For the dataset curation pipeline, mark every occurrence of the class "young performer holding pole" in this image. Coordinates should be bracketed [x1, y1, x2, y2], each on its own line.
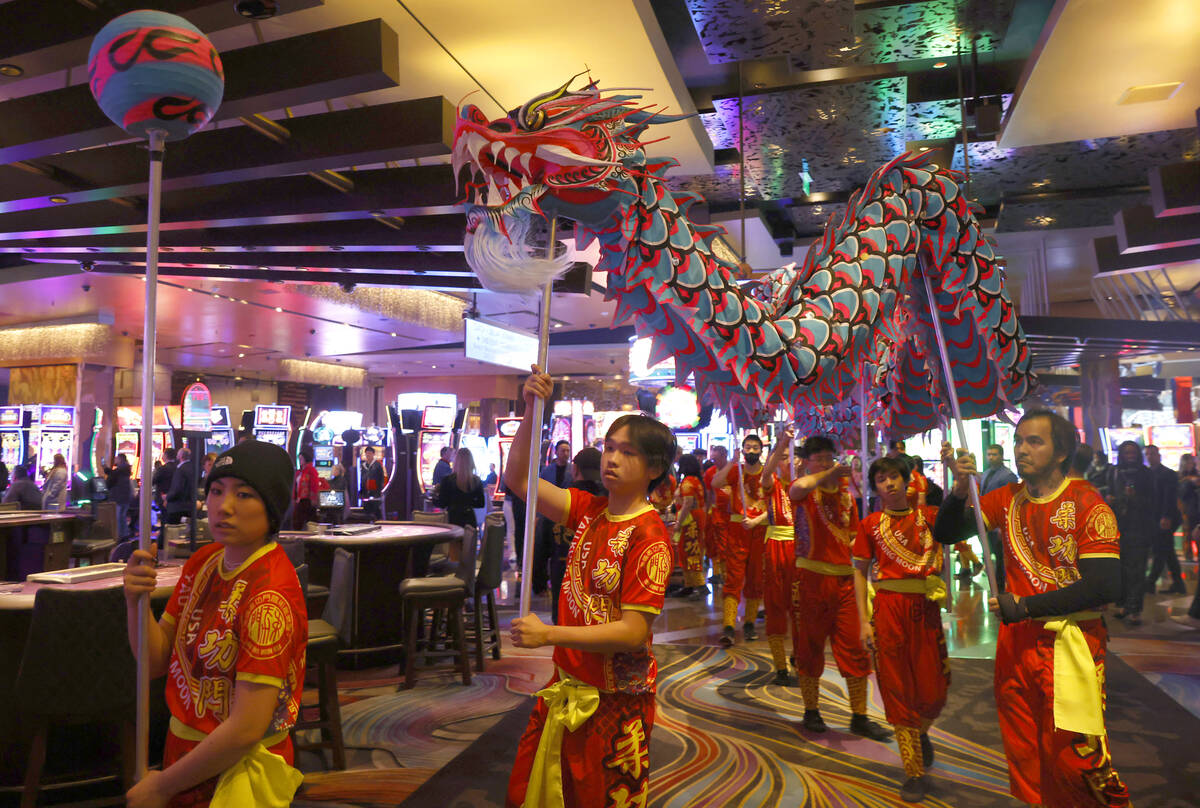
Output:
[702, 445, 732, 588]
[711, 434, 769, 646]
[935, 411, 1130, 808]
[505, 366, 676, 808]
[760, 424, 797, 684]
[853, 456, 950, 802]
[790, 436, 891, 740]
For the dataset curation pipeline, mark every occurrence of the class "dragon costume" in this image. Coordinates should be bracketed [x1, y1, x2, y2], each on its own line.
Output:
[455, 79, 1035, 438]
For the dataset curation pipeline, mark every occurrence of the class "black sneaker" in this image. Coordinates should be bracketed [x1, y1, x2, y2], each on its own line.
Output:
[899, 775, 930, 802]
[921, 733, 934, 767]
[1112, 609, 1127, 620]
[757, 608, 766, 620]
[849, 714, 893, 741]
[1125, 613, 1143, 627]
[687, 586, 709, 601]
[1161, 582, 1186, 595]
[802, 710, 827, 733]
[719, 625, 735, 648]
[668, 587, 694, 599]
[743, 621, 758, 641]
[772, 669, 796, 686]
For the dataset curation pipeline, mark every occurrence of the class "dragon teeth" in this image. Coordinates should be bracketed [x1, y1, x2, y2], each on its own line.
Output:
[489, 140, 505, 160]
[513, 151, 532, 175]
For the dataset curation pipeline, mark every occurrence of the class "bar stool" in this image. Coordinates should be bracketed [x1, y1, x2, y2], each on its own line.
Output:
[399, 525, 476, 689]
[470, 513, 506, 670]
[290, 550, 350, 770]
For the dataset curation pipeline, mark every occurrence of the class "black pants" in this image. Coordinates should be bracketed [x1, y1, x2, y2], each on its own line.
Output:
[1146, 528, 1183, 587]
[986, 529, 1006, 590]
[1119, 542, 1151, 615]
[549, 554, 567, 624]
[361, 498, 381, 521]
[509, 495, 527, 568]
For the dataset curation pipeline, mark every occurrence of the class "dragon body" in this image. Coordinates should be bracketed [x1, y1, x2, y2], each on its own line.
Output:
[455, 81, 1034, 437]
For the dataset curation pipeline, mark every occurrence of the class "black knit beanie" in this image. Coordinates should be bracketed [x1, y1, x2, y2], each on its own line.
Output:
[204, 440, 293, 535]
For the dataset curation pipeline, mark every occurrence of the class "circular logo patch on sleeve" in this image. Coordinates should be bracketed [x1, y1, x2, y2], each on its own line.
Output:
[241, 590, 294, 661]
[1087, 506, 1119, 541]
[635, 544, 673, 598]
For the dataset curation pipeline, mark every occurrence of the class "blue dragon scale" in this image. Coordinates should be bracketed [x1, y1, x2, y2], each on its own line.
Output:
[455, 80, 1035, 437]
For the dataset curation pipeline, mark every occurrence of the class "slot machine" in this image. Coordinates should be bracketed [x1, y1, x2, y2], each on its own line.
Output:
[32, 405, 76, 484]
[205, 406, 235, 456]
[0, 405, 25, 469]
[252, 404, 292, 448]
[417, 405, 455, 490]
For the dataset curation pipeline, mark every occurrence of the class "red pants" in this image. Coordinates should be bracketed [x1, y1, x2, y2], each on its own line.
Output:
[790, 567, 870, 678]
[163, 726, 293, 807]
[678, 517, 706, 587]
[763, 534, 794, 637]
[872, 590, 949, 728]
[723, 521, 765, 602]
[508, 684, 656, 808]
[706, 511, 729, 564]
[995, 620, 1129, 808]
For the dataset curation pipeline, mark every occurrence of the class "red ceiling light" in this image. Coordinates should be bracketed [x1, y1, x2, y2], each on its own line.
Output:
[932, 61, 948, 69]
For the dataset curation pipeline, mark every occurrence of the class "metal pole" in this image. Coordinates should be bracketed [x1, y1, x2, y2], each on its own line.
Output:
[859, 370, 869, 519]
[135, 128, 166, 781]
[940, 422, 954, 612]
[920, 262, 999, 598]
[518, 217, 557, 617]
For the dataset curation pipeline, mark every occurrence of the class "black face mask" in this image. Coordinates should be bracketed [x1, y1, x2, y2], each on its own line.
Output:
[743, 452, 761, 466]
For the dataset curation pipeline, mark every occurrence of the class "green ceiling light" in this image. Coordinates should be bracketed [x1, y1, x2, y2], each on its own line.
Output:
[798, 159, 812, 196]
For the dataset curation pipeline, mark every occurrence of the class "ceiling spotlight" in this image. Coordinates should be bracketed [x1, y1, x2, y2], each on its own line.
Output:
[274, 306, 283, 312]
[0, 63, 23, 77]
[932, 61, 948, 69]
[48, 196, 68, 204]
[390, 332, 398, 337]
[237, 353, 245, 358]
[234, 0, 277, 19]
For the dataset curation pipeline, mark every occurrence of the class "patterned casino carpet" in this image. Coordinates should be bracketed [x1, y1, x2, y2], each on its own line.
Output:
[292, 642, 1200, 808]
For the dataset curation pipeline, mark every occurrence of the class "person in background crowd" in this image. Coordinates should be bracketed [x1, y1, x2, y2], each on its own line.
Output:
[691, 447, 707, 470]
[979, 443, 1019, 589]
[165, 447, 195, 525]
[328, 462, 346, 492]
[1087, 448, 1114, 499]
[432, 446, 454, 487]
[648, 468, 676, 523]
[760, 425, 798, 684]
[886, 439, 908, 462]
[121, 440, 306, 808]
[1144, 445, 1185, 595]
[789, 435, 890, 740]
[360, 446, 385, 520]
[483, 463, 498, 487]
[1178, 453, 1199, 563]
[849, 454, 865, 516]
[41, 452, 70, 511]
[153, 447, 178, 518]
[505, 366, 674, 808]
[3, 464, 41, 510]
[905, 454, 928, 510]
[1069, 443, 1095, 479]
[936, 413, 1128, 808]
[671, 452, 707, 601]
[199, 452, 217, 492]
[0, 460, 9, 494]
[913, 457, 943, 506]
[293, 446, 321, 530]
[105, 454, 133, 538]
[1108, 441, 1154, 625]
[532, 440, 575, 594]
[703, 445, 732, 586]
[547, 447, 606, 622]
[435, 447, 485, 532]
[711, 433, 770, 646]
[853, 455, 950, 802]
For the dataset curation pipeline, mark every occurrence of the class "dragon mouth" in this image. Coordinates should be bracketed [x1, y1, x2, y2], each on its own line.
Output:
[453, 128, 620, 212]
[464, 184, 548, 233]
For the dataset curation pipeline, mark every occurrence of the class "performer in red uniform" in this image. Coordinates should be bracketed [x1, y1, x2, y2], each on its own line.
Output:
[505, 365, 675, 808]
[703, 445, 732, 587]
[711, 434, 769, 646]
[937, 411, 1130, 808]
[790, 435, 891, 740]
[672, 453, 708, 598]
[122, 441, 306, 808]
[853, 456, 949, 802]
[760, 424, 797, 683]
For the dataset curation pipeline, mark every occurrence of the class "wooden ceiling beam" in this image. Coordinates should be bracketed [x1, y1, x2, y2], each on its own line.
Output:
[0, 97, 454, 212]
[29, 249, 479, 273]
[0, 18, 400, 165]
[0, 165, 459, 240]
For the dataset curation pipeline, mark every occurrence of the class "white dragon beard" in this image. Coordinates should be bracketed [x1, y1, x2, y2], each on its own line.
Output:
[464, 206, 570, 296]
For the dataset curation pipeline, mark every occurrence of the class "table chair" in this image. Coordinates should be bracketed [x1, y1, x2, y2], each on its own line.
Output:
[277, 536, 330, 617]
[71, 502, 117, 566]
[290, 549, 350, 770]
[14, 586, 136, 808]
[399, 525, 476, 689]
[470, 513, 505, 671]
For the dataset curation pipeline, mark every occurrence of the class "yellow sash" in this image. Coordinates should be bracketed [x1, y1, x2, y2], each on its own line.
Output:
[795, 557, 853, 577]
[523, 671, 601, 808]
[874, 575, 947, 603]
[765, 525, 793, 541]
[168, 717, 302, 808]
[730, 513, 745, 523]
[1036, 611, 1105, 736]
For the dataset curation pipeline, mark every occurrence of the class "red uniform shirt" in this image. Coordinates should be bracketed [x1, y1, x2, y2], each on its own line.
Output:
[794, 481, 859, 565]
[294, 463, 320, 503]
[726, 465, 770, 519]
[678, 475, 706, 531]
[906, 471, 929, 510]
[557, 489, 672, 693]
[704, 465, 732, 516]
[978, 478, 1120, 598]
[768, 469, 794, 528]
[162, 542, 306, 738]
[853, 506, 943, 580]
[649, 475, 676, 517]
